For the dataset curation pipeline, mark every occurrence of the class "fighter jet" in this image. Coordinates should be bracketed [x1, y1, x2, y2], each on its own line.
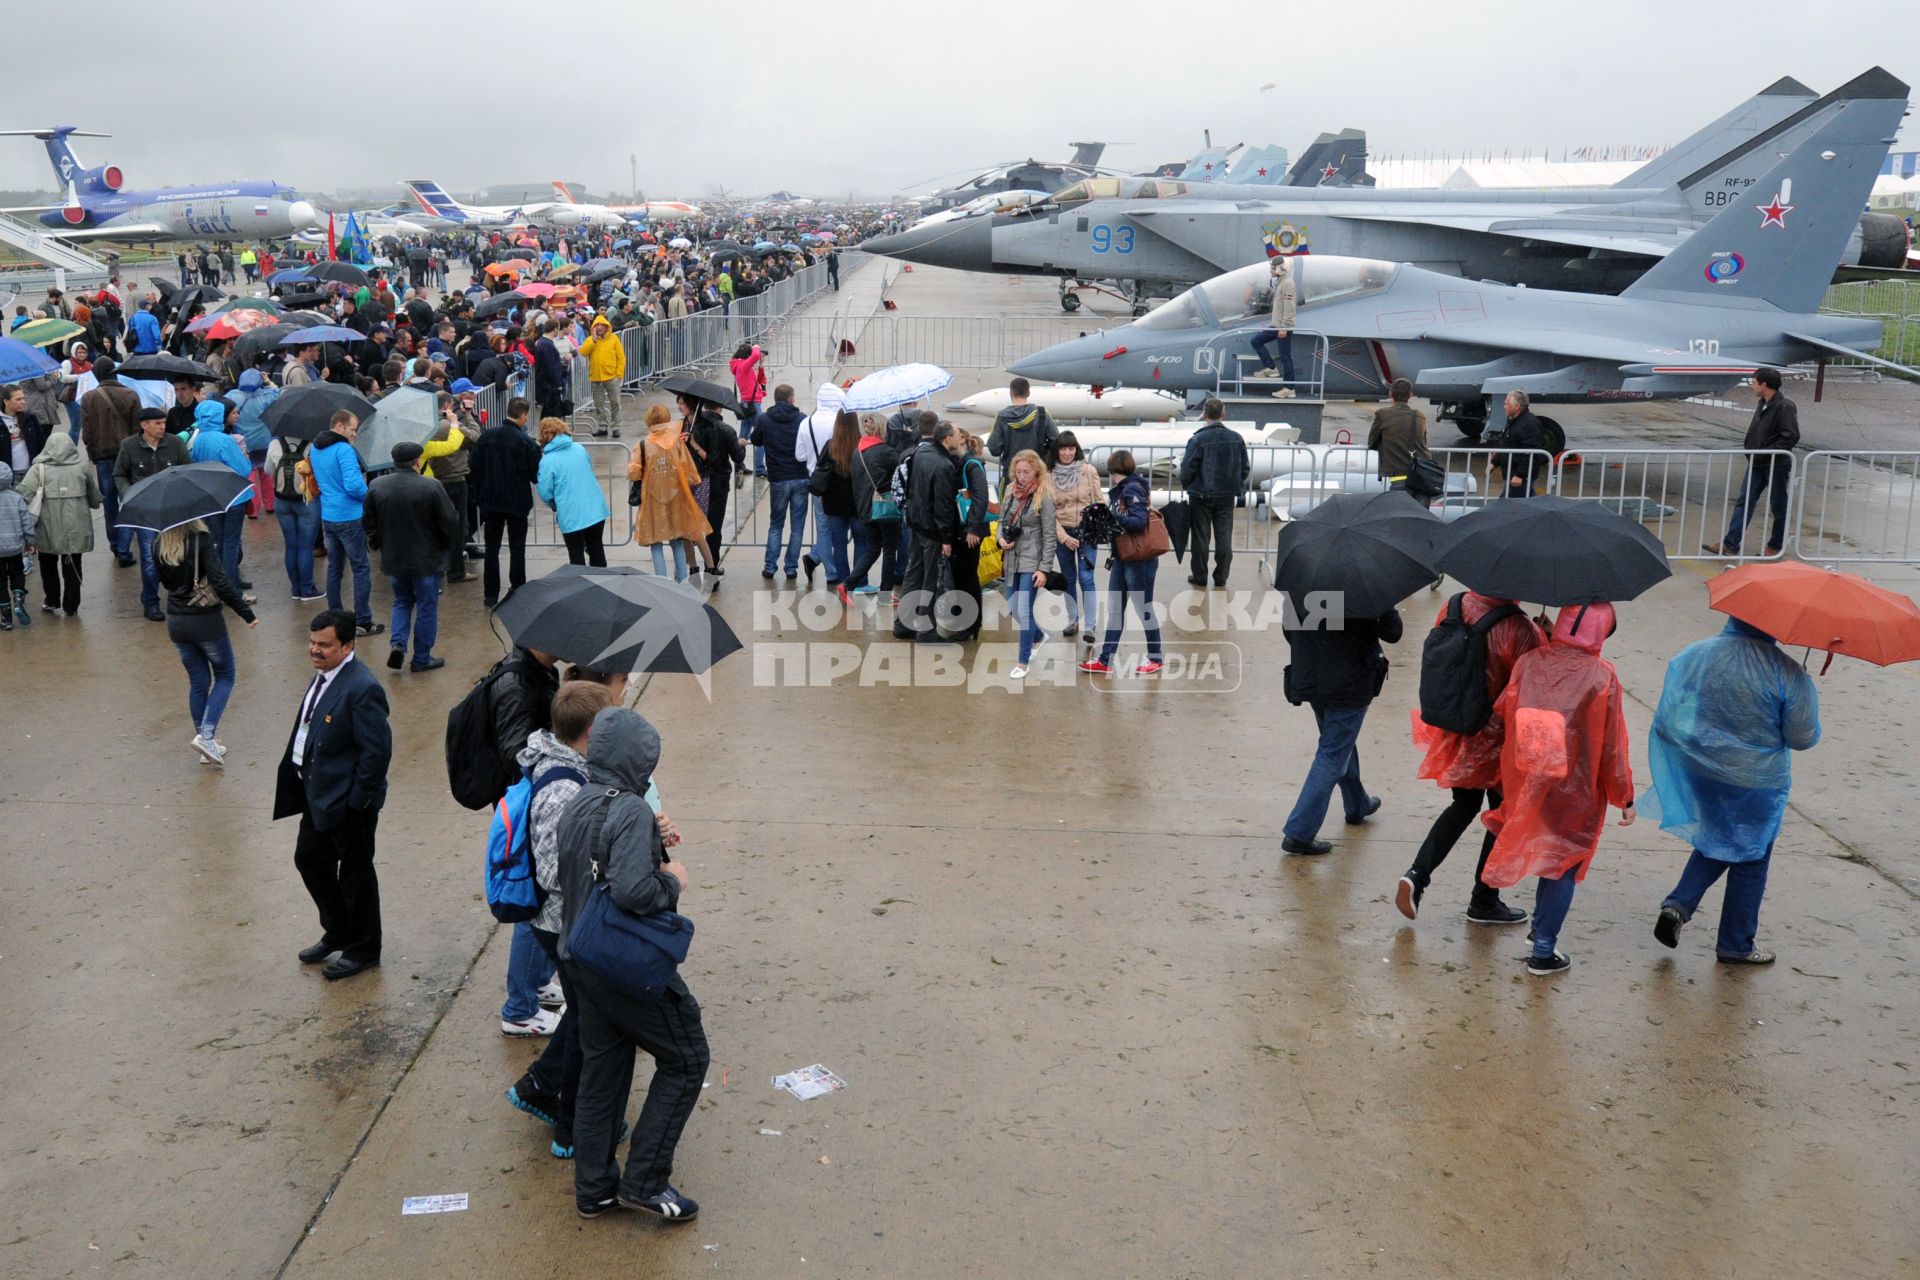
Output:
[1006, 68, 1913, 441]
[864, 74, 1914, 310]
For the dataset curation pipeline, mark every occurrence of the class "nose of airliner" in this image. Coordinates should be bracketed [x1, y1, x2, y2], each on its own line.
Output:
[861, 215, 995, 271]
[287, 200, 320, 229]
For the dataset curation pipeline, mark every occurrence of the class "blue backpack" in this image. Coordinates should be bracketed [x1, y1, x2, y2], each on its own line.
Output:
[484, 763, 585, 923]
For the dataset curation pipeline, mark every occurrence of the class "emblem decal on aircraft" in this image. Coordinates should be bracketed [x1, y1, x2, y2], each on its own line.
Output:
[1704, 251, 1745, 284]
[1758, 182, 1794, 229]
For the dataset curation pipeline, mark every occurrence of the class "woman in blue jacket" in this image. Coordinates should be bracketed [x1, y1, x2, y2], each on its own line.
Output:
[1080, 450, 1164, 676]
[535, 416, 609, 566]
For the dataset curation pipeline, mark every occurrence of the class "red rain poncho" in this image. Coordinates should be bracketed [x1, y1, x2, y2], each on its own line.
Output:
[1479, 603, 1635, 888]
[1409, 593, 1546, 790]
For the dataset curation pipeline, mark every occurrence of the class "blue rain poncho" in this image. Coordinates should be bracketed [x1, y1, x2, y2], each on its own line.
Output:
[1644, 618, 1821, 862]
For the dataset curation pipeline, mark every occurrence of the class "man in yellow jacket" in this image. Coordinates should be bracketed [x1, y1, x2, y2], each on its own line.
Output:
[580, 314, 627, 439]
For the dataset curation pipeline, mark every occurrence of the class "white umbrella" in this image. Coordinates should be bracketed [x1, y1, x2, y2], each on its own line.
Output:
[668, 237, 693, 249]
[843, 363, 954, 411]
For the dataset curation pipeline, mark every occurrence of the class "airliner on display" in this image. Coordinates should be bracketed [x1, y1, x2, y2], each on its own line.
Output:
[0, 126, 321, 241]
[551, 182, 701, 222]
[403, 180, 543, 229]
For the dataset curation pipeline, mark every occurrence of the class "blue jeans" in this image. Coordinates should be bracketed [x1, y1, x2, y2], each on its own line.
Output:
[390, 574, 441, 660]
[1055, 541, 1097, 630]
[1531, 872, 1579, 958]
[1722, 458, 1791, 554]
[763, 478, 808, 575]
[323, 518, 373, 626]
[1283, 703, 1371, 842]
[98, 461, 128, 558]
[1010, 574, 1045, 664]
[1250, 329, 1295, 383]
[1098, 557, 1163, 663]
[136, 528, 159, 610]
[809, 495, 832, 569]
[649, 540, 690, 581]
[822, 512, 865, 584]
[1663, 845, 1772, 956]
[501, 920, 556, 1023]
[276, 499, 320, 594]
[173, 636, 236, 738]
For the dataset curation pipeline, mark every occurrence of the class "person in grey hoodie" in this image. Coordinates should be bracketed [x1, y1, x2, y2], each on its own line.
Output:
[554, 706, 706, 1223]
[15, 435, 100, 615]
[0, 462, 35, 629]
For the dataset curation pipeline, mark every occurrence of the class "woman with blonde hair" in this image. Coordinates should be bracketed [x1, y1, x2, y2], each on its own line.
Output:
[627, 403, 710, 582]
[997, 447, 1057, 680]
[154, 518, 258, 766]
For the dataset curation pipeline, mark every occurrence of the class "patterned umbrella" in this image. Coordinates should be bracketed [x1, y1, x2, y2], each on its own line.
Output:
[188, 308, 283, 339]
[9, 317, 84, 348]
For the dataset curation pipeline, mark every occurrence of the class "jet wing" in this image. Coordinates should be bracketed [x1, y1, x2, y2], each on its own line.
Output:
[1402, 323, 1760, 374]
[1782, 332, 1920, 378]
[1338, 211, 1688, 259]
[43, 222, 173, 240]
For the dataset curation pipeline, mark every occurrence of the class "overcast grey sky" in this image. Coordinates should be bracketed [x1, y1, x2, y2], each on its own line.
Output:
[0, 0, 1908, 201]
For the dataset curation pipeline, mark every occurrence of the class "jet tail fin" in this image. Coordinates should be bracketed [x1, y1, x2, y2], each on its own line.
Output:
[405, 179, 467, 222]
[1178, 146, 1238, 181]
[1622, 74, 1839, 197]
[1227, 146, 1291, 185]
[1622, 68, 1908, 314]
[552, 180, 577, 203]
[1283, 130, 1371, 187]
[1069, 141, 1106, 168]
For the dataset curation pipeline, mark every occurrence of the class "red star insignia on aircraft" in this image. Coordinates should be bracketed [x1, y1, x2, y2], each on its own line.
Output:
[1255, 167, 1268, 177]
[1320, 164, 1338, 180]
[1757, 191, 1794, 229]
[1202, 162, 1214, 172]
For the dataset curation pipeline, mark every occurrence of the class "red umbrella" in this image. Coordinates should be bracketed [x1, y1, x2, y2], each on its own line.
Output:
[518, 282, 556, 299]
[189, 308, 283, 340]
[1707, 561, 1920, 672]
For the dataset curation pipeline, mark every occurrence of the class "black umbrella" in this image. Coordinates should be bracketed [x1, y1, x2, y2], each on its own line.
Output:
[279, 289, 327, 309]
[658, 372, 742, 416]
[117, 352, 218, 382]
[1272, 489, 1445, 619]
[1431, 494, 1672, 605]
[472, 289, 527, 320]
[585, 265, 626, 285]
[233, 322, 301, 364]
[150, 275, 178, 298]
[116, 462, 254, 533]
[263, 383, 377, 442]
[169, 283, 225, 325]
[494, 566, 741, 675]
[307, 261, 370, 286]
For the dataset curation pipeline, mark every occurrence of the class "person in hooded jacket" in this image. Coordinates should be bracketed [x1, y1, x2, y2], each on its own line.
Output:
[15, 433, 100, 615]
[536, 416, 609, 567]
[229, 369, 280, 519]
[1480, 603, 1637, 976]
[1397, 593, 1545, 925]
[188, 398, 255, 594]
[152, 517, 258, 765]
[309, 409, 382, 635]
[627, 404, 709, 582]
[1280, 597, 1401, 853]
[1647, 617, 1820, 965]
[580, 313, 627, 439]
[0, 462, 34, 629]
[986, 377, 1056, 477]
[729, 342, 767, 474]
[795, 383, 844, 586]
[555, 707, 707, 1224]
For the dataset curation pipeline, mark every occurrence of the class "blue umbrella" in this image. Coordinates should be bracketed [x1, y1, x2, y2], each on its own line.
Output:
[780, 242, 800, 251]
[277, 325, 364, 346]
[613, 238, 632, 249]
[0, 336, 58, 382]
[268, 267, 313, 286]
[753, 240, 777, 250]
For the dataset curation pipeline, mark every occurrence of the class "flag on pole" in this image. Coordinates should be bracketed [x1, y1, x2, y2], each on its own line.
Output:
[327, 212, 337, 261]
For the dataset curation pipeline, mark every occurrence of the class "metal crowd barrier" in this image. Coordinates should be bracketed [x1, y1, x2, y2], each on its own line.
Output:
[525, 439, 637, 548]
[1550, 448, 1794, 562]
[1791, 451, 1920, 563]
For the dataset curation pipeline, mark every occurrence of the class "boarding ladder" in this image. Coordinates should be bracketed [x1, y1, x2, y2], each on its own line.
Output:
[0, 212, 112, 282]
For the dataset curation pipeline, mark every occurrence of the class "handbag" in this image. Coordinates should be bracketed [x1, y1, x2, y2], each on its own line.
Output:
[22, 463, 42, 518]
[565, 789, 695, 1001]
[857, 445, 900, 522]
[1114, 508, 1172, 562]
[1406, 455, 1447, 500]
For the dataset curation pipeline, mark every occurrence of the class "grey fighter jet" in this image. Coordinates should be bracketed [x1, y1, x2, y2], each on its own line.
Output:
[1006, 68, 1912, 440]
[865, 73, 1913, 310]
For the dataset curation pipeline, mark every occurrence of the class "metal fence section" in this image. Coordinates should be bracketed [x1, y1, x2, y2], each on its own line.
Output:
[761, 313, 1113, 384]
[1550, 448, 1794, 562]
[1791, 451, 1920, 563]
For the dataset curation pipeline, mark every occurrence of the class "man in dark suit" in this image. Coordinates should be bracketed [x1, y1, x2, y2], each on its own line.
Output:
[275, 609, 394, 981]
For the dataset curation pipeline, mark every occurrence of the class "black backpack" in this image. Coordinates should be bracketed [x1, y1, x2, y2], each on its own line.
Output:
[445, 655, 529, 810]
[1418, 594, 1520, 735]
[274, 436, 310, 503]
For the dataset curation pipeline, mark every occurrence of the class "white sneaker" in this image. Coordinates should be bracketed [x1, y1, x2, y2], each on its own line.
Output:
[191, 735, 226, 766]
[536, 979, 565, 1009]
[502, 1008, 562, 1037]
[1009, 664, 1029, 681]
[1254, 367, 1276, 378]
[1278, 388, 1296, 398]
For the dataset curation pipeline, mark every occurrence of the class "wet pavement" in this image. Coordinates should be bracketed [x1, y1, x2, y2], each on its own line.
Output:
[3, 263, 1919, 1279]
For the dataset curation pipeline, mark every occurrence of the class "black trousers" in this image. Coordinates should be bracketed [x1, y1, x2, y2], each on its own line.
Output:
[439, 480, 469, 578]
[893, 530, 943, 637]
[292, 807, 382, 962]
[949, 538, 982, 639]
[1187, 494, 1235, 585]
[481, 509, 529, 603]
[567, 965, 710, 1203]
[1407, 787, 1502, 907]
[528, 928, 582, 1131]
[704, 473, 730, 564]
[39, 552, 82, 612]
[563, 520, 607, 567]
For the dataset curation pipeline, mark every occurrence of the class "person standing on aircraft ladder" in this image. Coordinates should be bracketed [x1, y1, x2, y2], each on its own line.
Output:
[1250, 257, 1297, 396]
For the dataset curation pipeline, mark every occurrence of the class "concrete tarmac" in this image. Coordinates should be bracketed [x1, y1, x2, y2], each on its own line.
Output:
[3, 262, 1918, 1280]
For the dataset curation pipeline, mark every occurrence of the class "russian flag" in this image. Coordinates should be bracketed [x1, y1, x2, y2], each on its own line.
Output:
[254, 203, 270, 216]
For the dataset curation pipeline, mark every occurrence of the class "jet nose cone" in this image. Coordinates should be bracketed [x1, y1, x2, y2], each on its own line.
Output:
[862, 215, 995, 271]
[1008, 330, 1123, 383]
[287, 200, 319, 228]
